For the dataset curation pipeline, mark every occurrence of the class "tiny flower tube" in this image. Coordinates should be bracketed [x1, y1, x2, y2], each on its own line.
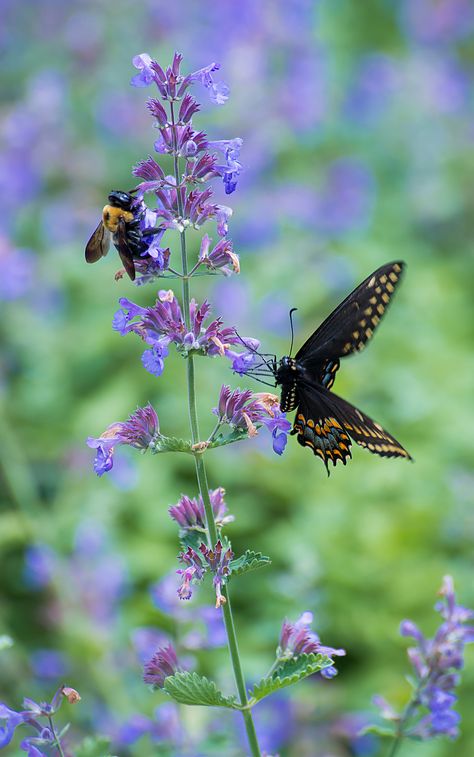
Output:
[87, 403, 160, 475]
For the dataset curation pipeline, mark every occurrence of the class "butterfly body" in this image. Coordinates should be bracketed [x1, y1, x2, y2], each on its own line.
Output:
[246, 261, 412, 473]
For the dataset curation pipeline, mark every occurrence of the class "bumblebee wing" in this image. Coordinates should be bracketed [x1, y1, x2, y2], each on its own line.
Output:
[115, 217, 136, 281]
[85, 221, 111, 263]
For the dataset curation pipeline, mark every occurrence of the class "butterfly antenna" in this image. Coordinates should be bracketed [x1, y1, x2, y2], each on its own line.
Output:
[289, 308, 298, 357]
[233, 328, 276, 374]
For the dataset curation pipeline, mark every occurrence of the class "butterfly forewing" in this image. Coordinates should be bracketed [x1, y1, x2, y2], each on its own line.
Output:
[296, 262, 405, 372]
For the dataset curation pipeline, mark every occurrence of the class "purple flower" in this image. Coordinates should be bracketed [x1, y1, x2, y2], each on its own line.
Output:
[186, 62, 230, 104]
[208, 138, 243, 194]
[169, 487, 234, 530]
[131, 53, 156, 88]
[375, 575, 474, 741]
[198, 234, 240, 275]
[130, 52, 229, 105]
[176, 547, 207, 601]
[0, 704, 31, 748]
[200, 540, 234, 609]
[214, 386, 291, 454]
[143, 644, 180, 688]
[30, 650, 69, 680]
[87, 403, 160, 475]
[114, 290, 247, 372]
[278, 611, 346, 679]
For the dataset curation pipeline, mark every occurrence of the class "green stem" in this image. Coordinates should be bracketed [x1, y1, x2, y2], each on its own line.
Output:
[386, 691, 422, 757]
[47, 715, 66, 757]
[170, 101, 261, 757]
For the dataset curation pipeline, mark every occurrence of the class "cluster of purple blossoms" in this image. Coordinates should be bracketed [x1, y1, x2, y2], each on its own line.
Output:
[214, 385, 292, 455]
[169, 487, 234, 531]
[87, 403, 160, 476]
[375, 575, 474, 740]
[278, 612, 346, 679]
[143, 643, 181, 689]
[177, 540, 233, 608]
[119, 52, 242, 284]
[113, 291, 255, 376]
[0, 686, 80, 754]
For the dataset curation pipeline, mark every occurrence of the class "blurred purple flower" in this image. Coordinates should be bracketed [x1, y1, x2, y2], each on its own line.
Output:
[0, 240, 36, 301]
[235, 695, 294, 756]
[400, 0, 474, 45]
[131, 627, 170, 665]
[345, 54, 398, 125]
[143, 643, 180, 688]
[314, 158, 375, 236]
[23, 545, 57, 589]
[375, 575, 474, 741]
[30, 650, 69, 680]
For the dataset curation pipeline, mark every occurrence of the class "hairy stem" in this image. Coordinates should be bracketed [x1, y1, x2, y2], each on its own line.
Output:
[170, 101, 261, 757]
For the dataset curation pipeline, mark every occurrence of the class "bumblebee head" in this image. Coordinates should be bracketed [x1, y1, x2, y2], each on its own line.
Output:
[108, 190, 134, 211]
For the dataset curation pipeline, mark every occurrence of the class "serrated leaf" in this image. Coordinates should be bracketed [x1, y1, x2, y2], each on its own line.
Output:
[229, 550, 271, 577]
[249, 653, 332, 702]
[178, 528, 209, 554]
[163, 671, 237, 708]
[152, 436, 194, 454]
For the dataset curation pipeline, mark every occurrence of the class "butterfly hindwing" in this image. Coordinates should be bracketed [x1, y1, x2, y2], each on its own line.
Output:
[291, 386, 353, 474]
[296, 262, 405, 371]
[293, 381, 411, 470]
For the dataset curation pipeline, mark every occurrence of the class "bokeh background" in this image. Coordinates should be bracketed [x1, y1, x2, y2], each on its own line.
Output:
[1, 1, 474, 755]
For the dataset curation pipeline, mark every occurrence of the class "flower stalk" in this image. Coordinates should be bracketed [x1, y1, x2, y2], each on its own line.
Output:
[169, 98, 262, 757]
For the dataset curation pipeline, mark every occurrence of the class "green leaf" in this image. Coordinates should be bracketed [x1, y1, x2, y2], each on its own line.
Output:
[361, 725, 397, 739]
[249, 653, 333, 702]
[75, 736, 115, 757]
[152, 435, 194, 455]
[163, 671, 237, 708]
[229, 550, 271, 577]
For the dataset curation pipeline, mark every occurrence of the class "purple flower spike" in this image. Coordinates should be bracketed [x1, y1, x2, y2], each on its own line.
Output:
[278, 611, 346, 678]
[87, 404, 160, 475]
[143, 644, 180, 688]
[375, 575, 474, 741]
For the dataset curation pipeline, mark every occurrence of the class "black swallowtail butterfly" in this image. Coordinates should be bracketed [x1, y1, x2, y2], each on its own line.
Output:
[244, 261, 412, 473]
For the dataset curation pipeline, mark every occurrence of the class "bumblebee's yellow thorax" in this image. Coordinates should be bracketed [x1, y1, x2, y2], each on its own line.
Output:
[102, 205, 134, 232]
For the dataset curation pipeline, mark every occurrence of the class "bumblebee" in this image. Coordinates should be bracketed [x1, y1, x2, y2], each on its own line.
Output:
[85, 190, 157, 281]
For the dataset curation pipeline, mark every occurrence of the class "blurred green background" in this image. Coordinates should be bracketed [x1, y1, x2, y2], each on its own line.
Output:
[1, 1, 474, 755]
